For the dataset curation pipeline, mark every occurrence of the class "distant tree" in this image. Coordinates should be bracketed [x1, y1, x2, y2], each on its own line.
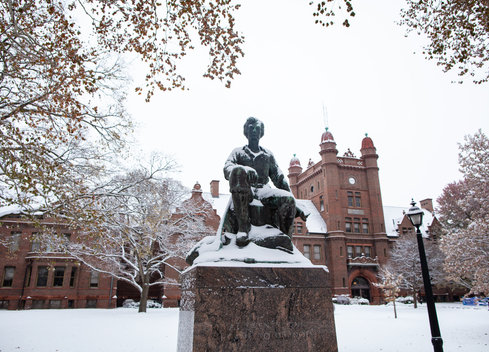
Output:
[439, 129, 489, 294]
[373, 268, 403, 318]
[64, 160, 214, 313]
[387, 232, 446, 308]
[436, 180, 478, 232]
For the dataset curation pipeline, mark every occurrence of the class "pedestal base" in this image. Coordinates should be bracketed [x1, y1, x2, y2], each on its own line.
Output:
[177, 265, 338, 352]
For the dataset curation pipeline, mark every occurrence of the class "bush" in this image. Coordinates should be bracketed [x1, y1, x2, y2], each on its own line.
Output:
[122, 299, 162, 308]
[333, 295, 351, 305]
[122, 299, 138, 308]
[350, 296, 369, 305]
[396, 296, 414, 304]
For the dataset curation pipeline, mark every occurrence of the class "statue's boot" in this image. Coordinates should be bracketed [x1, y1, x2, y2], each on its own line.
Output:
[236, 222, 251, 246]
[236, 232, 249, 246]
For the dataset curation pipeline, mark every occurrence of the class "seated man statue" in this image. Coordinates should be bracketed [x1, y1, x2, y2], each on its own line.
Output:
[223, 117, 307, 247]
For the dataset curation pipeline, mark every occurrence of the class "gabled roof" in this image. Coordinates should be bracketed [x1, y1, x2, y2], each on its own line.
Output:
[383, 205, 434, 238]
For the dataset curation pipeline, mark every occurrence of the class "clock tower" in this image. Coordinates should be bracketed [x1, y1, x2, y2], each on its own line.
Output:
[288, 129, 388, 304]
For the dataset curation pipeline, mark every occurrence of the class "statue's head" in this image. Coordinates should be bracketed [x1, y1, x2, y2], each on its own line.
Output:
[243, 117, 265, 140]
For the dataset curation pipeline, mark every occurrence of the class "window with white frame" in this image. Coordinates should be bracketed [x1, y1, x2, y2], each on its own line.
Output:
[90, 270, 99, 288]
[313, 245, 321, 260]
[10, 231, 21, 252]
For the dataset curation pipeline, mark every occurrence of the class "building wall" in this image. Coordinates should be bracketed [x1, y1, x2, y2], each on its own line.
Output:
[0, 216, 115, 310]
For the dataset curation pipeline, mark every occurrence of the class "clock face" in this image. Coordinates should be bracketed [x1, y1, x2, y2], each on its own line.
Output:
[348, 177, 356, 185]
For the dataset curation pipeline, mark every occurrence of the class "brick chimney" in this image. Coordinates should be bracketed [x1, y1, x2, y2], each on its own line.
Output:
[210, 180, 220, 198]
[419, 198, 433, 212]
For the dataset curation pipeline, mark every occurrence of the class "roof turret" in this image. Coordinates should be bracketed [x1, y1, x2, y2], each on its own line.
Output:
[321, 127, 334, 143]
[361, 133, 375, 150]
[289, 154, 301, 168]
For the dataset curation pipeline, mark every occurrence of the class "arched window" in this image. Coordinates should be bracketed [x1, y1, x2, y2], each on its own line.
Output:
[352, 277, 369, 286]
[351, 276, 371, 302]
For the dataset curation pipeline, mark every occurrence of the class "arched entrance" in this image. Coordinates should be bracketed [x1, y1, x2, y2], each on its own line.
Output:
[351, 276, 370, 301]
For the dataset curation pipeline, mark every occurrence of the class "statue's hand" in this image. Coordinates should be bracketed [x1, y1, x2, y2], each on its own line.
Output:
[276, 174, 291, 192]
[247, 168, 258, 185]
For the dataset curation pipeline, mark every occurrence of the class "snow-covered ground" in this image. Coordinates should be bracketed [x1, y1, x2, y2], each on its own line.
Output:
[0, 302, 487, 351]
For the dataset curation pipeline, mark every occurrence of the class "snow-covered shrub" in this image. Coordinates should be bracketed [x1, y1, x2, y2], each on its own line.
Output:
[122, 299, 162, 309]
[146, 300, 162, 308]
[122, 299, 138, 308]
[333, 295, 351, 305]
[350, 296, 369, 305]
[396, 296, 414, 304]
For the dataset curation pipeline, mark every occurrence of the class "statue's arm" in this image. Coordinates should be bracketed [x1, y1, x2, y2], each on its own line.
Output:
[223, 147, 257, 183]
[268, 150, 291, 192]
[223, 148, 241, 180]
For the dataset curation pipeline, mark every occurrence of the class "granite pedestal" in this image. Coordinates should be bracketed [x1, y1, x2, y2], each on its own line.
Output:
[177, 265, 338, 352]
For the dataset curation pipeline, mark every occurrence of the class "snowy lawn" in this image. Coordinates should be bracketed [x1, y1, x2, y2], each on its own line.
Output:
[334, 302, 488, 351]
[0, 302, 487, 352]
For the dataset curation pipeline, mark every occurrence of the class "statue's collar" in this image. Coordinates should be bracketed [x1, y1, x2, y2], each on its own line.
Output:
[244, 145, 265, 157]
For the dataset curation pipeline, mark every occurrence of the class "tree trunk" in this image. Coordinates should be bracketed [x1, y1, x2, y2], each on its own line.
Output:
[413, 291, 418, 309]
[393, 299, 397, 319]
[139, 281, 150, 313]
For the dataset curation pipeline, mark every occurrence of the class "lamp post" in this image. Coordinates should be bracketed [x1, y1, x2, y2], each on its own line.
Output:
[406, 199, 443, 352]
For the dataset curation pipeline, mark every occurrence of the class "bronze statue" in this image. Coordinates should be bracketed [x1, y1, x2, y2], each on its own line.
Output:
[185, 117, 309, 265]
[223, 117, 306, 247]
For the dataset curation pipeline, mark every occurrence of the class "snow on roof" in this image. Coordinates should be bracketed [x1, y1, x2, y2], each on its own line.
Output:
[202, 192, 231, 219]
[383, 205, 407, 238]
[0, 204, 44, 218]
[296, 199, 327, 234]
[421, 209, 434, 231]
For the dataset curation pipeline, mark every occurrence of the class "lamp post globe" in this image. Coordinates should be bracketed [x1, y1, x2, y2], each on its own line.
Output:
[407, 198, 424, 228]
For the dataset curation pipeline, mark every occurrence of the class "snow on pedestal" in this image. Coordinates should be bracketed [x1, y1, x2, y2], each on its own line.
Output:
[187, 224, 314, 266]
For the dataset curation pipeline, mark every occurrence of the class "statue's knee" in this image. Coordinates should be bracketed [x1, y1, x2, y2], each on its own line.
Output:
[285, 197, 295, 207]
[279, 196, 295, 210]
[229, 166, 250, 192]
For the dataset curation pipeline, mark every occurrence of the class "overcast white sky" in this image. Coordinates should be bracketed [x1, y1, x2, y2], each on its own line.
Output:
[125, 0, 489, 208]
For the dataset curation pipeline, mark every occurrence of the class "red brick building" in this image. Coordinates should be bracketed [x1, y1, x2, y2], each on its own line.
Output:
[0, 208, 116, 310]
[287, 129, 388, 304]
